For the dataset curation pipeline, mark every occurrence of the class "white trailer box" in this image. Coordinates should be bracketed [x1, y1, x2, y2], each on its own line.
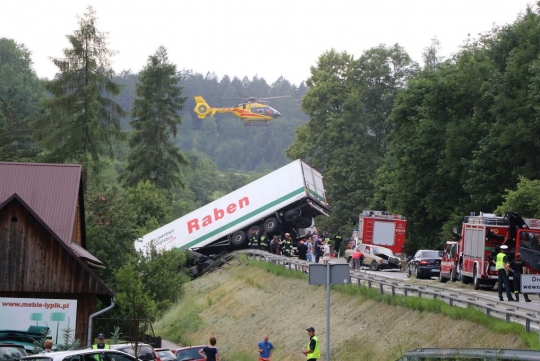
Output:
[135, 159, 328, 253]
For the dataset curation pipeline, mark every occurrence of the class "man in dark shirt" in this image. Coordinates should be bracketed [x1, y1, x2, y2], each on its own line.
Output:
[296, 239, 308, 273]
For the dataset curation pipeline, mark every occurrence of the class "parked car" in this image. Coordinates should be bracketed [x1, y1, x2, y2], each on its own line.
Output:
[0, 343, 28, 361]
[173, 346, 205, 361]
[153, 349, 175, 361]
[109, 343, 159, 361]
[344, 244, 402, 271]
[396, 347, 540, 360]
[21, 349, 137, 361]
[406, 250, 442, 279]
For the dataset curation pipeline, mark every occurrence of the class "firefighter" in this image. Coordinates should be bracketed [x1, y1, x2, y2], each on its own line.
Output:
[259, 231, 269, 252]
[282, 233, 293, 256]
[249, 229, 260, 249]
[496, 245, 515, 302]
[333, 233, 343, 257]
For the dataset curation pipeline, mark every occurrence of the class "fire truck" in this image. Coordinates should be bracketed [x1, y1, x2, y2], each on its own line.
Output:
[353, 210, 407, 255]
[457, 212, 540, 290]
[438, 230, 461, 283]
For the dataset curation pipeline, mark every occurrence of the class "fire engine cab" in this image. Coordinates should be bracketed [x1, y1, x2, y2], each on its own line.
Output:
[352, 210, 407, 255]
[457, 212, 540, 290]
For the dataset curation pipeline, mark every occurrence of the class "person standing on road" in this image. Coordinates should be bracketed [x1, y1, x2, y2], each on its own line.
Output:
[93, 333, 110, 349]
[306, 237, 314, 263]
[270, 236, 280, 255]
[314, 237, 323, 264]
[302, 327, 320, 361]
[282, 233, 293, 256]
[198, 336, 219, 361]
[333, 233, 343, 257]
[351, 249, 364, 271]
[259, 231, 269, 252]
[496, 245, 515, 301]
[322, 241, 331, 265]
[509, 252, 531, 302]
[257, 335, 274, 361]
[296, 239, 309, 273]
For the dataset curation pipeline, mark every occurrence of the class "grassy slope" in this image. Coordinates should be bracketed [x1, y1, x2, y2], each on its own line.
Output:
[154, 261, 536, 361]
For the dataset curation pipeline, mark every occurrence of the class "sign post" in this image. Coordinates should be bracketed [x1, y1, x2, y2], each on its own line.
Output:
[521, 274, 540, 343]
[309, 263, 351, 361]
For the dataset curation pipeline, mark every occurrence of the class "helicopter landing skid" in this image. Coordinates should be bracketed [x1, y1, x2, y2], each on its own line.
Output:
[244, 121, 270, 126]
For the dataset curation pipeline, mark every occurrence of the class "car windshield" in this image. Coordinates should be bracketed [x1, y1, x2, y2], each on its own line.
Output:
[420, 251, 441, 258]
[176, 348, 201, 361]
[372, 246, 393, 257]
[0, 346, 27, 361]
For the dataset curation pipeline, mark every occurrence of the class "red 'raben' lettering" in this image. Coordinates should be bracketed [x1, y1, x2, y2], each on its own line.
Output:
[187, 196, 250, 234]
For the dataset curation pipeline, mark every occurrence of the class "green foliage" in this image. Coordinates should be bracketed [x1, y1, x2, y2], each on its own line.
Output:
[32, 6, 125, 182]
[0, 38, 46, 161]
[288, 45, 417, 234]
[114, 262, 157, 321]
[495, 177, 540, 218]
[124, 181, 171, 236]
[121, 46, 188, 191]
[110, 326, 122, 345]
[85, 183, 139, 286]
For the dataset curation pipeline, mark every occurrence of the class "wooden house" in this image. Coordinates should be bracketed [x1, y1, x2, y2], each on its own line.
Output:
[0, 162, 113, 347]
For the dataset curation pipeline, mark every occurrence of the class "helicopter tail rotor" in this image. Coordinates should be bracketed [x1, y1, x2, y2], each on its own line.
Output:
[194, 96, 213, 119]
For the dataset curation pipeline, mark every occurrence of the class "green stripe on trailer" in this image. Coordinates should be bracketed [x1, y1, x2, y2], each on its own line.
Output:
[180, 187, 305, 250]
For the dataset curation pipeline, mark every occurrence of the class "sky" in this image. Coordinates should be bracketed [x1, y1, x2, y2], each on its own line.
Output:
[0, 0, 536, 85]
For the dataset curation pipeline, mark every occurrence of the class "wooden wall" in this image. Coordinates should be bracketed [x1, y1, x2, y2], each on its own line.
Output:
[0, 199, 110, 344]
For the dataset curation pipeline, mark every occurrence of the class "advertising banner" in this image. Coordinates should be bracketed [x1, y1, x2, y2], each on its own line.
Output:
[0, 297, 77, 344]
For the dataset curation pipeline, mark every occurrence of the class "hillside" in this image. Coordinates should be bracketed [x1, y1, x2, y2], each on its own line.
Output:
[153, 263, 530, 361]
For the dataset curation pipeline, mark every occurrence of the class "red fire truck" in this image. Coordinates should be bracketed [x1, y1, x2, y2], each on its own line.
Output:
[352, 210, 407, 255]
[439, 232, 461, 283]
[456, 212, 540, 290]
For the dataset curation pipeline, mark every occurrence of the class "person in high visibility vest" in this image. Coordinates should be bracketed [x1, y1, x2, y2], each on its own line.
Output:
[333, 234, 343, 257]
[282, 233, 293, 256]
[92, 333, 110, 349]
[248, 229, 260, 249]
[259, 231, 269, 252]
[302, 327, 320, 360]
[496, 245, 515, 302]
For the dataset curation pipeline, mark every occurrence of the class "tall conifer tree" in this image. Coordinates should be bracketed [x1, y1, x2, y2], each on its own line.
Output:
[33, 6, 125, 183]
[121, 46, 187, 191]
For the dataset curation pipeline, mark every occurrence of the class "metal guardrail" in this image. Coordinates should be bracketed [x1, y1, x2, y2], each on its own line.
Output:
[216, 249, 540, 336]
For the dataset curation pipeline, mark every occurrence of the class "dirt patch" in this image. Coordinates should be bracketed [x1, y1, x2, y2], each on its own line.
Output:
[154, 263, 530, 361]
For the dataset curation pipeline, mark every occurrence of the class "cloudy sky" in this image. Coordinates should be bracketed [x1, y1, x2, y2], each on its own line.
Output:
[1, 0, 535, 85]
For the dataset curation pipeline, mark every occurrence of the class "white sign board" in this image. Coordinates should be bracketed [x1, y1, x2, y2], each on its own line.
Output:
[520, 274, 540, 293]
[0, 297, 77, 344]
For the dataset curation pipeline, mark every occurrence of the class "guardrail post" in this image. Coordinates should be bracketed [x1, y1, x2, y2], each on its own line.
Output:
[357, 278, 361, 287]
[505, 309, 515, 323]
[379, 283, 384, 294]
[367, 280, 372, 288]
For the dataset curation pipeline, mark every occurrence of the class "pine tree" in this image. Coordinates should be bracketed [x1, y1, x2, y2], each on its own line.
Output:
[121, 46, 187, 191]
[33, 6, 125, 182]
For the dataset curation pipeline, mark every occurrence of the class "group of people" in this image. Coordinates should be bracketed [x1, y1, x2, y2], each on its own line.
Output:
[496, 245, 532, 302]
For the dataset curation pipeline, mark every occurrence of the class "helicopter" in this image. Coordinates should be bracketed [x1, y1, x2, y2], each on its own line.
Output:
[193, 95, 287, 126]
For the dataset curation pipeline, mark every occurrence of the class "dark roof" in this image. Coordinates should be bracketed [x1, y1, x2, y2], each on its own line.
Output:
[0, 162, 81, 245]
[0, 162, 104, 268]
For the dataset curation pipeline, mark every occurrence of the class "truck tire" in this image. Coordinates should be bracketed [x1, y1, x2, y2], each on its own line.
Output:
[263, 217, 279, 233]
[247, 225, 261, 236]
[231, 231, 246, 247]
[284, 208, 301, 221]
[439, 271, 448, 283]
[473, 266, 480, 290]
[451, 267, 457, 282]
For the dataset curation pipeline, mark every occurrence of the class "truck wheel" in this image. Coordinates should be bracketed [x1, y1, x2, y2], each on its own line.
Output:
[284, 208, 301, 221]
[439, 271, 448, 283]
[473, 266, 480, 290]
[231, 231, 246, 247]
[450, 267, 457, 282]
[263, 218, 279, 233]
[247, 225, 261, 236]
[370, 260, 379, 271]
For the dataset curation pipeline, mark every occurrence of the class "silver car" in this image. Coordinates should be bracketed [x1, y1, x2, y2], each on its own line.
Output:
[21, 349, 137, 361]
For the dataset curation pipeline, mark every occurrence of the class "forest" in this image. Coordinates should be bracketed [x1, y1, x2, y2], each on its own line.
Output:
[2, 4, 540, 322]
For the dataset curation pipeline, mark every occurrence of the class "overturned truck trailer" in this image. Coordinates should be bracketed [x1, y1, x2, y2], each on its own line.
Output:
[135, 160, 329, 262]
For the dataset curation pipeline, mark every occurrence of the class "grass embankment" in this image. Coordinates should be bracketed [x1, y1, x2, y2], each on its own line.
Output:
[154, 258, 540, 361]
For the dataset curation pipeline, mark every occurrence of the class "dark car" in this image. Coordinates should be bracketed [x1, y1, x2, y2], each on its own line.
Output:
[154, 349, 175, 361]
[406, 250, 442, 279]
[173, 346, 205, 361]
[0, 343, 28, 361]
[110, 343, 159, 361]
